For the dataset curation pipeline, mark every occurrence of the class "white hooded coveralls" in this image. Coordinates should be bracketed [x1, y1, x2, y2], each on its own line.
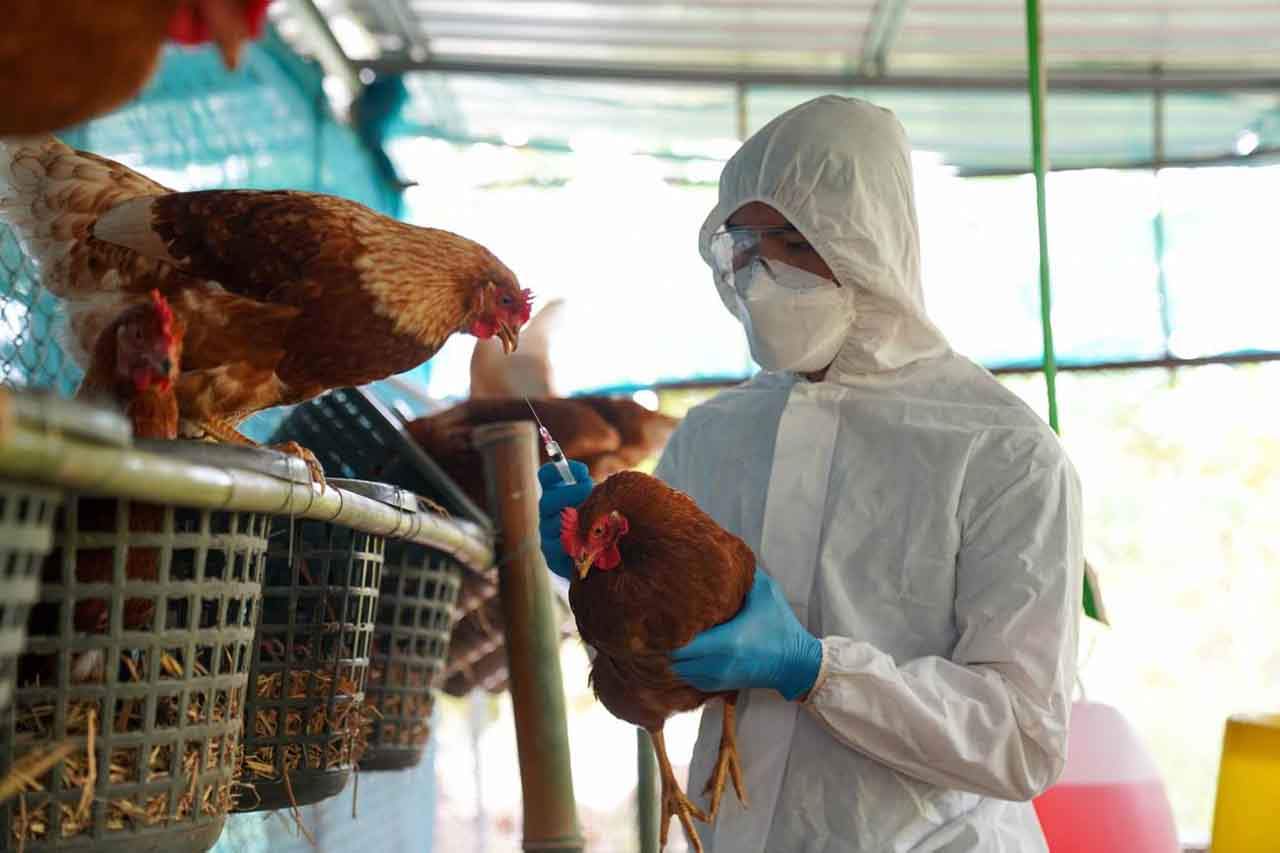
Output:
[653, 96, 1083, 852]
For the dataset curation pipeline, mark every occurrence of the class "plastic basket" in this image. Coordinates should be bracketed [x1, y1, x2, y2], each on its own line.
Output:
[269, 387, 491, 530]
[361, 526, 462, 771]
[0, 462, 270, 852]
[0, 391, 126, 716]
[236, 478, 383, 813]
[0, 481, 61, 713]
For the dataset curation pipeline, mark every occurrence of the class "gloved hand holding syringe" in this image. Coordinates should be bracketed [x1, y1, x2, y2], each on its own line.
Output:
[525, 397, 576, 485]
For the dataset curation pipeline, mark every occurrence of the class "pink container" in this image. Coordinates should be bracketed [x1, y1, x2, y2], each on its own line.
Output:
[1033, 701, 1180, 853]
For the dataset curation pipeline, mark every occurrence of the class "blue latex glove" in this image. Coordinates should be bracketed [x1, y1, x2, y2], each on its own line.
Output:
[671, 568, 823, 701]
[537, 460, 594, 580]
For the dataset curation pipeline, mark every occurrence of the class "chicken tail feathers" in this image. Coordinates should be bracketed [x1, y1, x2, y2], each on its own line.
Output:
[0, 136, 171, 299]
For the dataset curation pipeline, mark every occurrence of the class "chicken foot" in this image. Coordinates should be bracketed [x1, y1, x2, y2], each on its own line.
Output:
[702, 693, 747, 819]
[186, 415, 326, 488]
[650, 726, 709, 853]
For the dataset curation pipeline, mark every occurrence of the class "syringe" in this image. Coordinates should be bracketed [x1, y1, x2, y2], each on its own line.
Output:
[525, 397, 576, 485]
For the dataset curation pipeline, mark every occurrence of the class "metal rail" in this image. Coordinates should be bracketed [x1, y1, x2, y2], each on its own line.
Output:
[362, 57, 1280, 93]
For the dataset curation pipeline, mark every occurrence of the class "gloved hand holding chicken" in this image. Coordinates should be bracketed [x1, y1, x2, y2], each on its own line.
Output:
[671, 568, 822, 702]
[538, 463, 756, 853]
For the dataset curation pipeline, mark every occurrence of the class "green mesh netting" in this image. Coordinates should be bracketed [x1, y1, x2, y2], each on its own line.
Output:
[0, 31, 400, 396]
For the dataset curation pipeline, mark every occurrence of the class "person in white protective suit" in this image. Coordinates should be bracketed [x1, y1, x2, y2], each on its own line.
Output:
[539, 95, 1083, 852]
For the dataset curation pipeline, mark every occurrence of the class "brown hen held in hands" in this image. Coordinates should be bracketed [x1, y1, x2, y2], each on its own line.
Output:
[561, 471, 755, 853]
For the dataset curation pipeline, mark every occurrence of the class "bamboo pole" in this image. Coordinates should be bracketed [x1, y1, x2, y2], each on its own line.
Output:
[637, 728, 659, 853]
[474, 421, 583, 853]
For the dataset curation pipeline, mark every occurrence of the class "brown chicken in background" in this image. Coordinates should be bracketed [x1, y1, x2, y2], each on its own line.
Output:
[0, 0, 272, 135]
[560, 471, 755, 853]
[24, 292, 184, 685]
[406, 396, 676, 510]
[413, 297, 678, 509]
[0, 136, 532, 483]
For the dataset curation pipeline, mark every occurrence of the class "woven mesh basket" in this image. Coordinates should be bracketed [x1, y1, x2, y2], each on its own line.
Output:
[236, 479, 383, 813]
[361, 537, 462, 771]
[1, 490, 269, 853]
[0, 481, 61, 715]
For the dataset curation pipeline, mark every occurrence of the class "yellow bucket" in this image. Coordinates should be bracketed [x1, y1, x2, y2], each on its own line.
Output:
[1210, 713, 1280, 852]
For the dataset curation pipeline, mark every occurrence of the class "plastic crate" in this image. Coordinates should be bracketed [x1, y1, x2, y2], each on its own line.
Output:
[236, 479, 383, 813]
[1, 444, 273, 852]
[269, 387, 491, 530]
[361, 525, 462, 771]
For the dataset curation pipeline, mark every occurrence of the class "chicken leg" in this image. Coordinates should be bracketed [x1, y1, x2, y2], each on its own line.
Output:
[650, 726, 709, 853]
[186, 415, 326, 488]
[702, 692, 747, 819]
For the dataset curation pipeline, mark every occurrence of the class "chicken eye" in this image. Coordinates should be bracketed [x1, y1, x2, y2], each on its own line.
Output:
[501, 295, 513, 305]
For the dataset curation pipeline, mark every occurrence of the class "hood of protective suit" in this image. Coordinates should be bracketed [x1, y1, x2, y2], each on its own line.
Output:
[700, 95, 950, 380]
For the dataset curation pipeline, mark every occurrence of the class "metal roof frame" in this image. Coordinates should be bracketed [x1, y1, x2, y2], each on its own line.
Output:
[362, 57, 1280, 93]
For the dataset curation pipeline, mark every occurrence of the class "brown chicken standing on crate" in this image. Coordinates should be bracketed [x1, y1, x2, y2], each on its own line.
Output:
[0, 0, 273, 135]
[0, 136, 533, 485]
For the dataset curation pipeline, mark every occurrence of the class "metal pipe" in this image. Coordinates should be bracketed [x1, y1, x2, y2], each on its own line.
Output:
[474, 422, 584, 853]
[637, 728, 659, 853]
[284, 0, 362, 94]
[955, 145, 1280, 178]
[1024, 0, 1059, 433]
[362, 57, 1280, 93]
[1151, 71, 1175, 359]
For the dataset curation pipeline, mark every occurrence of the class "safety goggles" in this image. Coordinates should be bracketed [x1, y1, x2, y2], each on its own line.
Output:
[709, 226, 823, 293]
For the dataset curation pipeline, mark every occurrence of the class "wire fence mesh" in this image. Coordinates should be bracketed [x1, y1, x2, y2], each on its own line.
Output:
[0, 31, 399, 397]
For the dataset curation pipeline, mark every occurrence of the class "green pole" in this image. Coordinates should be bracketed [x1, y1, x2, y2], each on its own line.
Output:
[1024, 0, 1059, 434]
[1026, 0, 1102, 621]
[637, 728, 659, 853]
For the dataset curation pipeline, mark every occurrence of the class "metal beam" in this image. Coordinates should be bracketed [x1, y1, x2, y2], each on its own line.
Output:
[386, 0, 434, 61]
[362, 57, 1280, 93]
[956, 145, 1280, 177]
[588, 351, 1280, 397]
[285, 0, 362, 94]
[859, 0, 913, 76]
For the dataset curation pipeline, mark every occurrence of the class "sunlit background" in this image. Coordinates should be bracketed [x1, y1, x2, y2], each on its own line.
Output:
[2, 2, 1279, 850]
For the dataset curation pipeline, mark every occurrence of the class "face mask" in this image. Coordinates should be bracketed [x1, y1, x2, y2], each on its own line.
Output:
[733, 259, 854, 373]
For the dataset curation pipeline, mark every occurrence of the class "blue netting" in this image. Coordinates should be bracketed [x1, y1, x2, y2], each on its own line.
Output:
[0, 30, 401, 396]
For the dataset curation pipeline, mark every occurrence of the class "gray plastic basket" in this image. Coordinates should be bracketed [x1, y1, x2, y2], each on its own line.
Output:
[360, 520, 462, 771]
[0, 481, 61, 714]
[0, 442, 274, 853]
[236, 478, 383, 813]
[269, 387, 491, 530]
[1, 392, 126, 716]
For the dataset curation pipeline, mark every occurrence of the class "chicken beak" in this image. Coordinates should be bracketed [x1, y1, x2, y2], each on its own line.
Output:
[497, 322, 519, 355]
[575, 553, 594, 580]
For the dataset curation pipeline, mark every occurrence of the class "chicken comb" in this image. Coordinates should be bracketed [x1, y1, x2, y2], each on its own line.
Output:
[149, 289, 175, 339]
[560, 506, 583, 558]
